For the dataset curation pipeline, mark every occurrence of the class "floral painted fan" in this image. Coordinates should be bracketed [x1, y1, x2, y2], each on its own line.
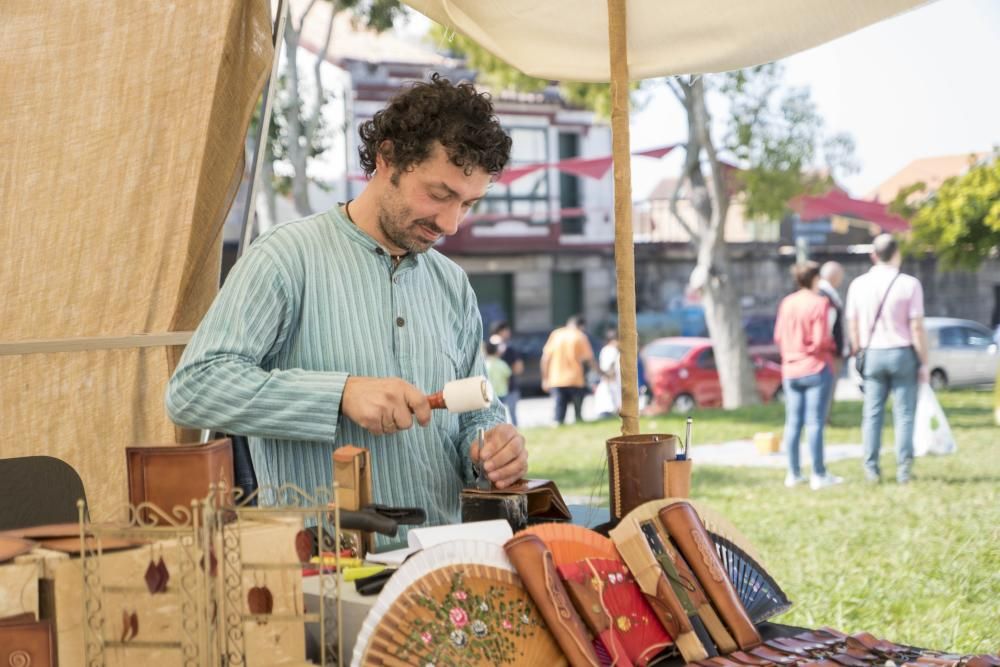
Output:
[520, 523, 619, 563]
[351, 540, 565, 667]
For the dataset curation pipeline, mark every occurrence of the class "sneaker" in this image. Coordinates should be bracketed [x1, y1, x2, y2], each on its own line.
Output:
[864, 470, 881, 484]
[784, 472, 807, 488]
[810, 473, 844, 490]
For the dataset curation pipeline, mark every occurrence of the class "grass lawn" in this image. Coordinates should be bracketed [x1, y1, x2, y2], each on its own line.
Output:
[523, 389, 1000, 654]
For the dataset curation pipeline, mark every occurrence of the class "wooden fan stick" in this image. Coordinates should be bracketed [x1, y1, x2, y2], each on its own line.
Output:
[425, 376, 493, 412]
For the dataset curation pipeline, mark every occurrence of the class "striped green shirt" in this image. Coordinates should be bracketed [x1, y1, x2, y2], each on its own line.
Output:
[165, 207, 506, 533]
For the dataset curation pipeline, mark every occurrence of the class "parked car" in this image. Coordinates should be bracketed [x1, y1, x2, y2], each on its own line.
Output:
[924, 317, 999, 389]
[660, 305, 780, 363]
[641, 337, 783, 413]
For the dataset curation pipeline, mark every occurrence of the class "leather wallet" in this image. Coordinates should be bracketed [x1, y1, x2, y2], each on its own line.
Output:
[607, 433, 678, 519]
[461, 479, 571, 521]
[126, 438, 233, 525]
[0, 613, 56, 667]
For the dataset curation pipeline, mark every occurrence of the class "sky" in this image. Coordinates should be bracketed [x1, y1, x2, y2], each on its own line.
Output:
[628, 0, 1000, 199]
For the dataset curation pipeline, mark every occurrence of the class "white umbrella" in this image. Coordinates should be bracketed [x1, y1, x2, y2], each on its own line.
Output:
[405, 0, 930, 434]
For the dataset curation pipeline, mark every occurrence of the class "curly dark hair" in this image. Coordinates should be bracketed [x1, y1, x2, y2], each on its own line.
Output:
[358, 73, 512, 179]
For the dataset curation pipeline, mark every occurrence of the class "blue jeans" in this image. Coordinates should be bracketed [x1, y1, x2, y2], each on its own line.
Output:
[502, 390, 520, 426]
[782, 366, 833, 477]
[861, 346, 919, 481]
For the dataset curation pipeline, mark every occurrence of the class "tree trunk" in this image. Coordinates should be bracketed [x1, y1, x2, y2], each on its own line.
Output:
[681, 77, 761, 409]
[282, 26, 313, 217]
[700, 247, 761, 408]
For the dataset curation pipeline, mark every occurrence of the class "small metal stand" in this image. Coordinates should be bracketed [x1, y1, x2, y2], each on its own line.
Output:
[78, 482, 343, 666]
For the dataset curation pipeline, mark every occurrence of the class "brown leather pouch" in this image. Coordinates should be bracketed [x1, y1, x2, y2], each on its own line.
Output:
[607, 434, 678, 518]
[503, 534, 599, 667]
[333, 446, 374, 558]
[659, 502, 761, 651]
[0, 613, 56, 667]
[461, 479, 571, 531]
[126, 438, 233, 525]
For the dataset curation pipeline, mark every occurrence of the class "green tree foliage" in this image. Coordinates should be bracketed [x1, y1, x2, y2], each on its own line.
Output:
[719, 63, 858, 221]
[908, 157, 1000, 269]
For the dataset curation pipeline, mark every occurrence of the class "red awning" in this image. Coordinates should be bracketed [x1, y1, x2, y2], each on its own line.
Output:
[790, 189, 909, 232]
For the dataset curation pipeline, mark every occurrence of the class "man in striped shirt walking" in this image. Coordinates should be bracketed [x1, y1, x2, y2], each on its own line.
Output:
[166, 75, 528, 533]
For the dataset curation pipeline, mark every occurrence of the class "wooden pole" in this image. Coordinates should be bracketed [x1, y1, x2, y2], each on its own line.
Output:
[607, 0, 639, 435]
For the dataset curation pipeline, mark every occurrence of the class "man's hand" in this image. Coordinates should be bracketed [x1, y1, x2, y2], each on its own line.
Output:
[341, 376, 431, 436]
[470, 424, 528, 490]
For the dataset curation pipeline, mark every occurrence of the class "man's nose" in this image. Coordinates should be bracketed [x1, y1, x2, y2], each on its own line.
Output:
[435, 201, 466, 236]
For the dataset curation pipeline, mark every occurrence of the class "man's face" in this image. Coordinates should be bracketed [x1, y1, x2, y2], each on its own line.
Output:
[375, 142, 491, 254]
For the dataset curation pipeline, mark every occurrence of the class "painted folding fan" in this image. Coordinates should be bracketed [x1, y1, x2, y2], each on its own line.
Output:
[621, 498, 791, 624]
[351, 540, 565, 667]
[520, 523, 619, 562]
[559, 558, 673, 667]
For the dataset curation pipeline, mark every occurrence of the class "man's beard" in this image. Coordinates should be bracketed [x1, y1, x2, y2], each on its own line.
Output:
[377, 200, 443, 254]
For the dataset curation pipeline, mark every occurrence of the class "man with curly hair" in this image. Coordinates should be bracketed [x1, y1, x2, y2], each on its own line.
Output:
[166, 75, 526, 536]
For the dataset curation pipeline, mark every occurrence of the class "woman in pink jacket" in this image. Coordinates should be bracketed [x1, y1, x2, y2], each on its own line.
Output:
[774, 261, 843, 490]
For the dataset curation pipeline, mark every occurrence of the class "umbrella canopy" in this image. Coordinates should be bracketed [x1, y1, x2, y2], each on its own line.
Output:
[404, 0, 931, 434]
[405, 0, 928, 82]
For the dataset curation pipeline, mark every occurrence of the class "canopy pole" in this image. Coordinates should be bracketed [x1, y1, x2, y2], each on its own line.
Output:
[607, 0, 639, 435]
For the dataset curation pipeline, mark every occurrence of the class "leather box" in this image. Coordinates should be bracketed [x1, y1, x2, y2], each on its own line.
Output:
[126, 438, 234, 525]
[0, 613, 56, 667]
[606, 433, 678, 519]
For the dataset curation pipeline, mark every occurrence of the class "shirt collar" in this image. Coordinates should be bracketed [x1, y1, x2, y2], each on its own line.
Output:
[327, 204, 421, 269]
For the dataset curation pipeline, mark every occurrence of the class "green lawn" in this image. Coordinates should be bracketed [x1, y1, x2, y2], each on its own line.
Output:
[523, 389, 1000, 654]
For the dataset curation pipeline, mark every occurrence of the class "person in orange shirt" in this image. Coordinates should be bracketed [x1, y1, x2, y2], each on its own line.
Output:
[541, 315, 596, 425]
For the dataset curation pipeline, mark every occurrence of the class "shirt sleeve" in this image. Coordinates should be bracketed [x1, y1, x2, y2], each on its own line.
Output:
[165, 243, 349, 442]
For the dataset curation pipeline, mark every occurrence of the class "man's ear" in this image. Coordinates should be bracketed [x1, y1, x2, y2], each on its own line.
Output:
[375, 140, 393, 171]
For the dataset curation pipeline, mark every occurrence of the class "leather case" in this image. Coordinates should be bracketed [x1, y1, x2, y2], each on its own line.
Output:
[126, 438, 233, 525]
[461, 479, 572, 530]
[332, 446, 374, 557]
[0, 613, 56, 667]
[607, 434, 678, 519]
[659, 502, 761, 650]
[503, 534, 600, 667]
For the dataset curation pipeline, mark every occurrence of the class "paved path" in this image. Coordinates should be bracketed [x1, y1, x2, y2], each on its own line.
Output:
[511, 378, 864, 469]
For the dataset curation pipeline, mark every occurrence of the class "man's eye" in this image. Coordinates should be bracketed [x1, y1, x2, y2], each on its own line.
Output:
[431, 193, 450, 202]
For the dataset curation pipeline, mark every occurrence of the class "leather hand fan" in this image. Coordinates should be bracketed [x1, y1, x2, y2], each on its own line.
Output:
[351, 540, 566, 667]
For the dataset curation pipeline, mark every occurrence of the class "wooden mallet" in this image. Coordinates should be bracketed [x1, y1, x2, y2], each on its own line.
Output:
[426, 376, 493, 413]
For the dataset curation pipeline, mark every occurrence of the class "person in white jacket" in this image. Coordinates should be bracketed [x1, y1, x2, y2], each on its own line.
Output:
[593, 329, 622, 418]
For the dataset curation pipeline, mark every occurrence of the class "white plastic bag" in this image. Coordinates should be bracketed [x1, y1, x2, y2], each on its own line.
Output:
[913, 383, 957, 456]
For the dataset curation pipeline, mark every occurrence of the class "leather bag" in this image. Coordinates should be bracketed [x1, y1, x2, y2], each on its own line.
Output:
[126, 438, 234, 525]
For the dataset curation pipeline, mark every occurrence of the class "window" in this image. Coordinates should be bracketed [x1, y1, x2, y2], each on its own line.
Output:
[961, 326, 993, 348]
[480, 127, 549, 224]
[937, 327, 963, 347]
[558, 132, 585, 235]
[644, 342, 694, 360]
[697, 349, 716, 370]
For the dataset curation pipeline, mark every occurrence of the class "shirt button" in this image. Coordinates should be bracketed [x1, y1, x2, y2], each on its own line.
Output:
[396, 317, 405, 327]
[393, 276, 400, 285]
[375, 247, 385, 255]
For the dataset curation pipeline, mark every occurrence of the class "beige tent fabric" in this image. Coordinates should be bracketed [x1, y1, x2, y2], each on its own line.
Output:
[0, 1, 273, 520]
[405, 0, 930, 82]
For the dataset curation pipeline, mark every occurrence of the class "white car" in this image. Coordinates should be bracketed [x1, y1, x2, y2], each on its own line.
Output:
[925, 317, 999, 389]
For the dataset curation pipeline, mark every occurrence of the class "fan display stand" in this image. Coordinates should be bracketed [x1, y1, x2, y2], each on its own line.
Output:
[77, 482, 345, 666]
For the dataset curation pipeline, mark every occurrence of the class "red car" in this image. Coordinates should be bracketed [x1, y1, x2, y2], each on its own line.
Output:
[641, 337, 783, 413]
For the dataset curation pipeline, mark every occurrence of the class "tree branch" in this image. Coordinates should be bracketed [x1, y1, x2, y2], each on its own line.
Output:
[664, 77, 686, 105]
[691, 78, 729, 234]
[304, 1, 337, 142]
[669, 157, 700, 243]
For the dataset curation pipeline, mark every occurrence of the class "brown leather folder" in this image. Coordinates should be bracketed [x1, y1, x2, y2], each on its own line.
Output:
[461, 479, 572, 524]
[0, 613, 56, 667]
[126, 438, 233, 525]
[607, 433, 678, 518]
[504, 534, 599, 667]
